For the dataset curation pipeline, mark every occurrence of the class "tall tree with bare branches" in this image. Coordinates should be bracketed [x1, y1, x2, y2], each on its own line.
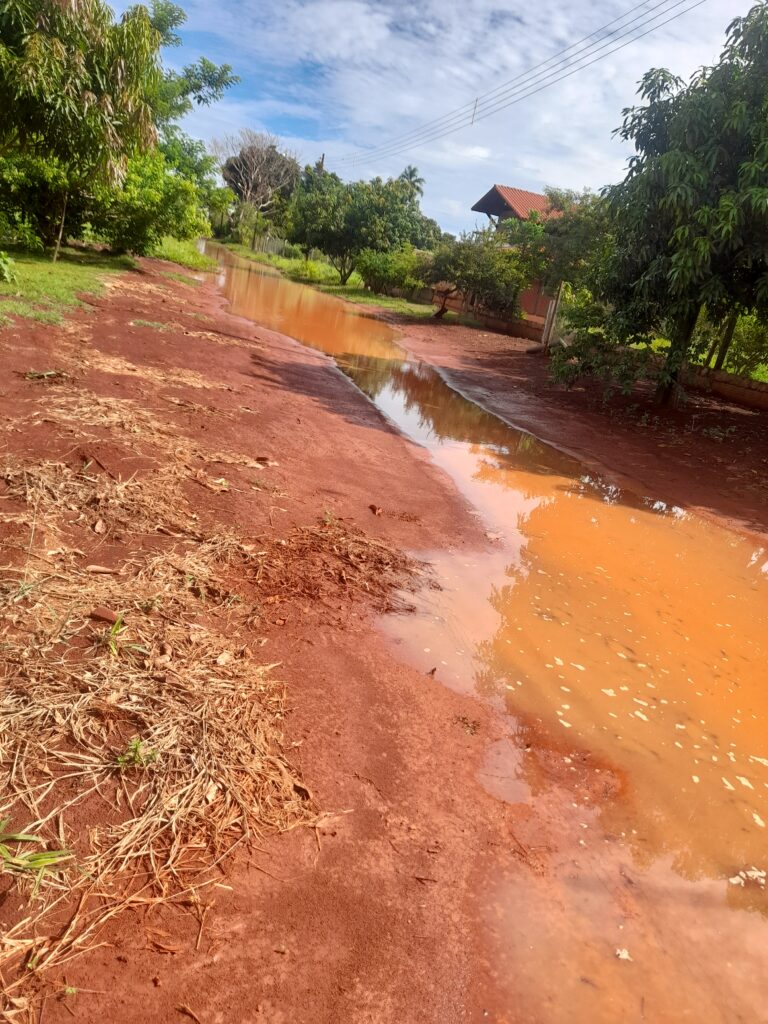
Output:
[213, 130, 299, 243]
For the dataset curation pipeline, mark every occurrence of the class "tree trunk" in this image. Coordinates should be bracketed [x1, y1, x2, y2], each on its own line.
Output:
[713, 311, 738, 371]
[433, 289, 456, 319]
[655, 307, 699, 407]
[250, 221, 259, 251]
[704, 331, 720, 367]
[52, 191, 68, 264]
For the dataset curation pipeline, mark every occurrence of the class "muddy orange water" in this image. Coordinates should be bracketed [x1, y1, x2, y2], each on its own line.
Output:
[209, 245, 768, 1023]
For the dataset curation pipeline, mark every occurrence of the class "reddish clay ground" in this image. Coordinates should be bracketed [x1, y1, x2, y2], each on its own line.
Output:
[0, 262, 526, 1023]
[376, 312, 768, 544]
[1, 263, 765, 1023]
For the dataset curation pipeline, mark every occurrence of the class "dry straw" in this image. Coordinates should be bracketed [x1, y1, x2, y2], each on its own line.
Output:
[0, 447, 421, 1010]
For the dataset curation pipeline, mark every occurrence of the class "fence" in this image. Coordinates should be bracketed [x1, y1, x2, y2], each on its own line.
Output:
[251, 235, 295, 257]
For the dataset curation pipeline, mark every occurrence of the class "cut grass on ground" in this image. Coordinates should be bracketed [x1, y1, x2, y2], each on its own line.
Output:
[153, 236, 217, 271]
[0, 247, 134, 326]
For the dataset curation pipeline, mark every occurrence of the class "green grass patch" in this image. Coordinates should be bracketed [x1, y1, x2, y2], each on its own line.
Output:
[0, 247, 134, 327]
[224, 243, 343, 285]
[153, 236, 217, 271]
[317, 284, 438, 318]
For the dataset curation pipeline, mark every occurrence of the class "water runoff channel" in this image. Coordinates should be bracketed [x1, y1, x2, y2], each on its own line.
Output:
[207, 242, 768, 1024]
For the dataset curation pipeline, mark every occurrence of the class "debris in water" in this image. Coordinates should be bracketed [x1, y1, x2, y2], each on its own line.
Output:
[616, 949, 633, 962]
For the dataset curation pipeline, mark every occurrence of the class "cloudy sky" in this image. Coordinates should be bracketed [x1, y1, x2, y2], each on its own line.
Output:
[130, 0, 743, 233]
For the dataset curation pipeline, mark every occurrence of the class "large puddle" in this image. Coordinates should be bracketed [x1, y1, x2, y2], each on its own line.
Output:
[208, 244, 768, 1022]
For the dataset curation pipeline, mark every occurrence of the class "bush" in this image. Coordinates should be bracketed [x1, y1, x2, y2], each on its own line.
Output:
[725, 313, 768, 377]
[356, 244, 430, 296]
[550, 331, 654, 397]
[0, 250, 17, 284]
[153, 237, 217, 271]
[91, 150, 209, 256]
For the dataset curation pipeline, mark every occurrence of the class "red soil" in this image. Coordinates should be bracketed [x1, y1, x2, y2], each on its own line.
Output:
[380, 314, 768, 544]
[1, 262, 764, 1023]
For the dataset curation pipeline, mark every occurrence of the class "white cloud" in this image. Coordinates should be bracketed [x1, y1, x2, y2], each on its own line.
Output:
[121, 0, 744, 233]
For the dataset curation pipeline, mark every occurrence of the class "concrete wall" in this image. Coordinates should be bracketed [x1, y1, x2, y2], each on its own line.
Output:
[432, 290, 548, 341]
[684, 366, 768, 411]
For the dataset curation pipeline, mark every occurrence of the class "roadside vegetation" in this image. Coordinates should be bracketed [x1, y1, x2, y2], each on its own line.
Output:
[3, 0, 767, 407]
[0, 247, 134, 325]
[153, 236, 217, 271]
[0, 0, 235, 306]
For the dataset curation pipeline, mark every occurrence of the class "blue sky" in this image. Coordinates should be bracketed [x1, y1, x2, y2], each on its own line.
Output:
[122, 0, 742, 233]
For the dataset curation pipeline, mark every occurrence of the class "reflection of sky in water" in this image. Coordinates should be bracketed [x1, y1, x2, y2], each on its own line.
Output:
[211, 244, 768, 1020]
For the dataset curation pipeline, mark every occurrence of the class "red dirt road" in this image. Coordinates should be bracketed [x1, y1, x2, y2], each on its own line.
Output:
[2, 262, 765, 1023]
[0, 263, 525, 1023]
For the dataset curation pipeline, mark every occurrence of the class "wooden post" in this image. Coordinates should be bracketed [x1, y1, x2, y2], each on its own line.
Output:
[52, 191, 68, 264]
[542, 281, 563, 350]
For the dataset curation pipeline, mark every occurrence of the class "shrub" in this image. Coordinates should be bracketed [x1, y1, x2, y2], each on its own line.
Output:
[91, 150, 209, 256]
[550, 330, 654, 397]
[356, 245, 430, 296]
[0, 250, 17, 284]
[725, 313, 768, 377]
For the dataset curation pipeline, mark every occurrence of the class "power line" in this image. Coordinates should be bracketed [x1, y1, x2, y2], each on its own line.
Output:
[340, 0, 708, 168]
[340, 0, 671, 163]
[344, 0, 704, 165]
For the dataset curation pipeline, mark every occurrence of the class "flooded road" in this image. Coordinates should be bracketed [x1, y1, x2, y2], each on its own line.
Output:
[209, 245, 768, 1023]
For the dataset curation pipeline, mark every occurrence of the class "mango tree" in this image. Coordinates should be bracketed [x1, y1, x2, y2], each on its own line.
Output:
[595, 2, 768, 402]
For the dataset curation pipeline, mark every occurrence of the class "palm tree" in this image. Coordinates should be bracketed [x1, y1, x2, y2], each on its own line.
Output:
[399, 165, 425, 199]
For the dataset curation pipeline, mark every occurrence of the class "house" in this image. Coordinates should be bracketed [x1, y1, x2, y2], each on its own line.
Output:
[471, 184, 554, 224]
[471, 184, 556, 339]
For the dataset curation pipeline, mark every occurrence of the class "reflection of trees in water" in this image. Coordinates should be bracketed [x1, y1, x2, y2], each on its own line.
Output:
[337, 353, 646, 516]
[337, 349, 765, 908]
[339, 353, 581, 473]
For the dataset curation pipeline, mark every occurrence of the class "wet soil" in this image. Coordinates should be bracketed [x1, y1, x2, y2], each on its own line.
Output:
[0, 261, 517, 1023]
[376, 312, 768, 544]
[2, 258, 766, 1023]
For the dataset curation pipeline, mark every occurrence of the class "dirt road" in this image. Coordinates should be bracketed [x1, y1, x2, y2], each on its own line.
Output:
[2, 258, 766, 1023]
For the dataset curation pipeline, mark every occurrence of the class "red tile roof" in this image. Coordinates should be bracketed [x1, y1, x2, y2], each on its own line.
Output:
[493, 185, 553, 219]
[471, 185, 556, 220]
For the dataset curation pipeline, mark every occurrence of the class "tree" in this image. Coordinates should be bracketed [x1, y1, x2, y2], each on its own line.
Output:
[0, 0, 160, 179]
[588, 2, 768, 403]
[89, 149, 208, 255]
[214, 130, 299, 245]
[146, 1, 237, 131]
[216, 131, 299, 216]
[428, 229, 530, 320]
[399, 165, 425, 199]
[288, 169, 426, 284]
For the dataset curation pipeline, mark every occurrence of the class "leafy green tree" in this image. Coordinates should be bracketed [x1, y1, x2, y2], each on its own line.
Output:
[146, 1, 237, 130]
[89, 149, 208, 255]
[428, 229, 529, 319]
[0, 0, 160, 179]
[356, 245, 431, 295]
[584, 2, 768, 402]
[288, 169, 425, 284]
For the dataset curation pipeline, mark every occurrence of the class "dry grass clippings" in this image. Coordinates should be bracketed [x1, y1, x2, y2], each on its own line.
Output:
[0, 459, 424, 1012]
